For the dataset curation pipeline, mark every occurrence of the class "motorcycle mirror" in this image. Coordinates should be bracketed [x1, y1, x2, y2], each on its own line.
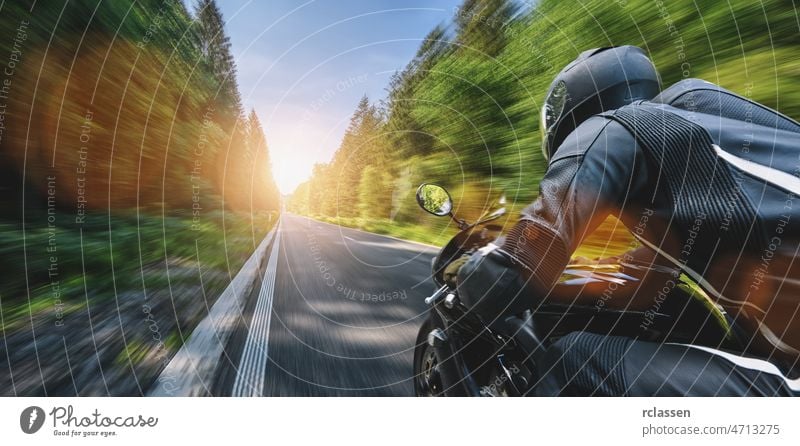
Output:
[415, 183, 453, 217]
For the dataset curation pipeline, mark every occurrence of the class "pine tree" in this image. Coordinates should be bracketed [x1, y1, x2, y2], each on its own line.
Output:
[195, 0, 244, 125]
[358, 165, 392, 219]
[195, 0, 254, 210]
[247, 110, 279, 211]
[326, 96, 386, 217]
[311, 163, 334, 216]
[454, 0, 518, 56]
[384, 26, 446, 158]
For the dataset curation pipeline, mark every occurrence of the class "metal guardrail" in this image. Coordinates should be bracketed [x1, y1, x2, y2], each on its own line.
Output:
[147, 221, 280, 396]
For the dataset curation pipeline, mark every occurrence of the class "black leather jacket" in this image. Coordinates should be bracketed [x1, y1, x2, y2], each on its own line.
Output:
[500, 79, 800, 372]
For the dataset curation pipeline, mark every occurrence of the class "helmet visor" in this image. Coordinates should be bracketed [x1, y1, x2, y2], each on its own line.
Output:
[540, 80, 568, 160]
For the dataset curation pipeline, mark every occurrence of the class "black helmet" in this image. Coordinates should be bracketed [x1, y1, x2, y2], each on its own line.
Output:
[540, 45, 660, 161]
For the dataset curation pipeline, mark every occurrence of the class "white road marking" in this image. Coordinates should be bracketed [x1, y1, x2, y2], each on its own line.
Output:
[148, 225, 278, 396]
[232, 221, 282, 397]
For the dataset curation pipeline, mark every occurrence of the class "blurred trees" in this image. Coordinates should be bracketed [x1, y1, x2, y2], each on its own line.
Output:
[0, 0, 279, 214]
[454, 0, 520, 57]
[383, 25, 447, 160]
[195, 0, 243, 126]
[357, 165, 393, 220]
[246, 110, 279, 211]
[299, 96, 387, 219]
[290, 0, 800, 235]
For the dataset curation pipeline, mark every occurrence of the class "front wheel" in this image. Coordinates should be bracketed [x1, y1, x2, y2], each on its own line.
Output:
[413, 316, 444, 396]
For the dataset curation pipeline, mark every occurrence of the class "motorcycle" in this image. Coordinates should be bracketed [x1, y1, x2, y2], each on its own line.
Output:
[412, 183, 745, 396]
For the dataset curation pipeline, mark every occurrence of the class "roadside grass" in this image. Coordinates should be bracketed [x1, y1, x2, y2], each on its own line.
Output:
[313, 215, 457, 246]
[307, 212, 635, 259]
[0, 210, 278, 333]
[114, 331, 184, 367]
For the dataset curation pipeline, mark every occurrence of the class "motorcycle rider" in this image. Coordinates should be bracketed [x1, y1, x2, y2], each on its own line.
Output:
[456, 45, 800, 396]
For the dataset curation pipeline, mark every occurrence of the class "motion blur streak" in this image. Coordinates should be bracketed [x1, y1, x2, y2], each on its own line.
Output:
[0, 1, 279, 395]
[1, 0, 799, 396]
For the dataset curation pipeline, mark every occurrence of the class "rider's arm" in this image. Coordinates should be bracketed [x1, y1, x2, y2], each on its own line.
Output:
[500, 116, 652, 297]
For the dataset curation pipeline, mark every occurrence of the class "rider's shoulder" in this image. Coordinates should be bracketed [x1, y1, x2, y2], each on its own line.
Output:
[550, 116, 615, 162]
[652, 78, 729, 105]
[551, 116, 636, 164]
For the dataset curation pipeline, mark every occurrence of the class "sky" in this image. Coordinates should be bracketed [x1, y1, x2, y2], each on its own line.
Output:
[208, 0, 463, 194]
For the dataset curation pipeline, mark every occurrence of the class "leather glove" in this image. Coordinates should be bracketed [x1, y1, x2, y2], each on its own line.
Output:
[455, 246, 530, 322]
[443, 254, 470, 287]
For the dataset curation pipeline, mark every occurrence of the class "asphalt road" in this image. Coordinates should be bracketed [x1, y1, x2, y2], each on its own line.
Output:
[214, 214, 438, 396]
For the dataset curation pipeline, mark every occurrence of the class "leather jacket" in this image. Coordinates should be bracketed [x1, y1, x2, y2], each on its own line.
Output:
[498, 79, 800, 375]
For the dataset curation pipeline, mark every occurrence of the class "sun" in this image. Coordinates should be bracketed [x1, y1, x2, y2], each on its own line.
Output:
[273, 154, 314, 195]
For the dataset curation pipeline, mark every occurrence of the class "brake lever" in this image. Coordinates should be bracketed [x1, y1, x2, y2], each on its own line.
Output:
[425, 285, 449, 305]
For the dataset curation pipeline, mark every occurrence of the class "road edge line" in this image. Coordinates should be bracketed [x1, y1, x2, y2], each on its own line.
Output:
[232, 221, 282, 396]
[294, 213, 441, 250]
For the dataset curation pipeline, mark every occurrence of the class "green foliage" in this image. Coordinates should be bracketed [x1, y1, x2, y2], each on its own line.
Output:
[291, 96, 388, 218]
[292, 0, 799, 257]
[454, 0, 520, 57]
[247, 111, 280, 211]
[0, 0, 279, 213]
[195, 0, 244, 126]
[357, 165, 393, 219]
[0, 1, 281, 312]
[0, 208, 277, 333]
[0, 210, 276, 296]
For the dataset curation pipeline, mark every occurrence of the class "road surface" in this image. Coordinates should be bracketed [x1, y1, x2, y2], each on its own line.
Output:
[210, 214, 438, 396]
